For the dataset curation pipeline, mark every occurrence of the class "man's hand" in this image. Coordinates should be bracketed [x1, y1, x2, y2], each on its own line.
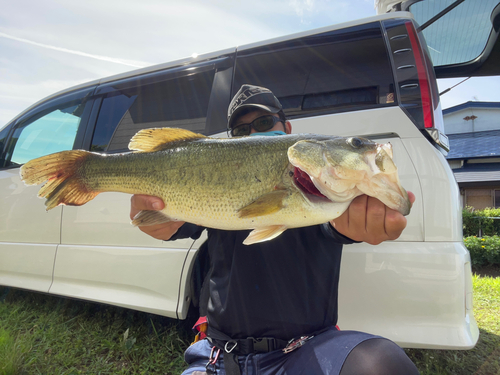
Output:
[331, 192, 415, 245]
[130, 195, 185, 241]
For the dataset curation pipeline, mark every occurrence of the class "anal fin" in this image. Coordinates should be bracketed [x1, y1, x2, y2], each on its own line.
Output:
[132, 210, 175, 226]
[243, 225, 287, 245]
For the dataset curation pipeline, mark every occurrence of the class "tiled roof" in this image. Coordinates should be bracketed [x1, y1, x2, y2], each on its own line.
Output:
[443, 101, 500, 115]
[453, 163, 500, 184]
[447, 130, 500, 160]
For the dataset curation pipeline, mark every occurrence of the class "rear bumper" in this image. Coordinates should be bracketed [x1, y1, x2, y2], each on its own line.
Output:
[337, 241, 479, 349]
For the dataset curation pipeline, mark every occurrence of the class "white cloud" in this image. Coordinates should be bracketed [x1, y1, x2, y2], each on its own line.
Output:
[290, 0, 315, 20]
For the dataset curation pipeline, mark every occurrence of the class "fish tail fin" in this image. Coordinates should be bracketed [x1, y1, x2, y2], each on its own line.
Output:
[20, 150, 99, 210]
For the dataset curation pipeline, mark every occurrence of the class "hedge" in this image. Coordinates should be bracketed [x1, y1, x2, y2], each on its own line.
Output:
[464, 235, 500, 267]
[463, 207, 500, 237]
[462, 208, 500, 267]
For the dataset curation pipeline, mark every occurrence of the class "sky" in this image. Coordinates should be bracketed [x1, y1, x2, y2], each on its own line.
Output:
[1, 0, 499, 128]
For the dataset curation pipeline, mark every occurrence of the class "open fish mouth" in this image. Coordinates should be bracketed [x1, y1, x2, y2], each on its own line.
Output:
[293, 167, 331, 202]
[288, 138, 411, 216]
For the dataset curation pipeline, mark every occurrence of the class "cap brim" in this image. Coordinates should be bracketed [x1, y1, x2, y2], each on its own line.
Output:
[228, 103, 281, 128]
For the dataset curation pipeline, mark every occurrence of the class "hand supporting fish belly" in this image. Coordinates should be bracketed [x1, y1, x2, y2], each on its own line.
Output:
[20, 128, 411, 245]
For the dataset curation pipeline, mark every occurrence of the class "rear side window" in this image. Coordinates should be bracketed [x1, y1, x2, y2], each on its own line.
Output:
[11, 109, 80, 165]
[91, 67, 216, 152]
[233, 22, 395, 119]
[1, 88, 93, 168]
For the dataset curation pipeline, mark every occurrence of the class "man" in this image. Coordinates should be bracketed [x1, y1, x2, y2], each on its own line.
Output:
[130, 85, 418, 374]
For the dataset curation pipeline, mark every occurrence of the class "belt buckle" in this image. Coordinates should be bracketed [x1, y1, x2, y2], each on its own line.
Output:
[224, 340, 238, 353]
[251, 337, 273, 352]
[283, 335, 313, 354]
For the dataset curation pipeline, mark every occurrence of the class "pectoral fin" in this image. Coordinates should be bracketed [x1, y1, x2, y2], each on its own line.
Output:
[237, 190, 288, 219]
[243, 225, 288, 245]
[132, 210, 174, 226]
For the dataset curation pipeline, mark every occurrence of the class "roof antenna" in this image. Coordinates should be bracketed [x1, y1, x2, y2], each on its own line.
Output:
[439, 77, 471, 96]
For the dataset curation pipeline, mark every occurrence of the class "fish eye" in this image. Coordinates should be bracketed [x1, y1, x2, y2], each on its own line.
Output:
[347, 137, 363, 148]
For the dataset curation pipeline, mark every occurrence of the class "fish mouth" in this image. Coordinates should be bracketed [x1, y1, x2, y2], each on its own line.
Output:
[360, 172, 411, 216]
[293, 163, 411, 216]
[288, 139, 411, 216]
[293, 167, 332, 203]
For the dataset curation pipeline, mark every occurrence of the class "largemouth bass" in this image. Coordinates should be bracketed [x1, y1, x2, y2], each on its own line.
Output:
[20, 128, 411, 245]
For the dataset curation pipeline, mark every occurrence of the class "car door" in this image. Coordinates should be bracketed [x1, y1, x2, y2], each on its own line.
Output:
[51, 57, 233, 318]
[0, 87, 94, 292]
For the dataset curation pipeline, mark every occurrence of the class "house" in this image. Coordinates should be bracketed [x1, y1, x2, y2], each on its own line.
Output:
[444, 101, 500, 210]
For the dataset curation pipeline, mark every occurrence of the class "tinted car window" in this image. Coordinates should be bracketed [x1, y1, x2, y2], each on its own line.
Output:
[409, 0, 499, 66]
[91, 69, 216, 152]
[233, 22, 395, 119]
[2, 92, 92, 168]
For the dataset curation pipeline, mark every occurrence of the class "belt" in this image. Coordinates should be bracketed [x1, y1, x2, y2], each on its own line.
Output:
[207, 332, 323, 375]
[208, 336, 291, 375]
[209, 336, 289, 355]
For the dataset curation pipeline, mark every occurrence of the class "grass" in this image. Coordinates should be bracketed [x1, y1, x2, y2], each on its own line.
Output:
[0, 273, 498, 374]
[0, 288, 191, 374]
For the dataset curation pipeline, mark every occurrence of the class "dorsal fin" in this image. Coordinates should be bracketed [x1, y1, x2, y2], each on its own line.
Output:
[128, 127, 207, 152]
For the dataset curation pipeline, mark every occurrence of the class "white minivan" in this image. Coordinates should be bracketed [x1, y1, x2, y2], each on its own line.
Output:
[1, 0, 498, 349]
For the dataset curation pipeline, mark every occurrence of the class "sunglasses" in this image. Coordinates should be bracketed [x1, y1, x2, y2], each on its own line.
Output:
[230, 115, 284, 137]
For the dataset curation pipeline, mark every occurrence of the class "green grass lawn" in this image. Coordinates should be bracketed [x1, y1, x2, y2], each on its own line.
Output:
[0, 290, 191, 374]
[0, 274, 499, 374]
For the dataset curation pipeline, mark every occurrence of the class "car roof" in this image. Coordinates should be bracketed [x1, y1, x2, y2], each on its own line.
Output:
[9, 12, 413, 125]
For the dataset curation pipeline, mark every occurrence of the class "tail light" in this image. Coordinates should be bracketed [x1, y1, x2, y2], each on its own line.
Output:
[405, 21, 433, 129]
[383, 19, 449, 154]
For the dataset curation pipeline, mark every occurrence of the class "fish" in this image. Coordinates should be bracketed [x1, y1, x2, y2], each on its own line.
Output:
[20, 128, 411, 245]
